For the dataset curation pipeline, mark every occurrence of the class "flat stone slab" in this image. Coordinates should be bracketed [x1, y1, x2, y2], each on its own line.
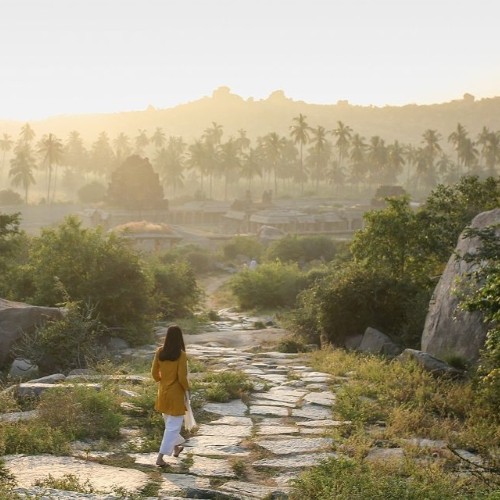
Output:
[255, 374, 288, 384]
[296, 419, 350, 427]
[3, 454, 149, 493]
[219, 480, 288, 499]
[303, 392, 336, 406]
[196, 424, 252, 437]
[292, 404, 332, 420]
[13, 487, 125, 499]
[204, 399, 247, 416]
[0, 410, 38, 422]
[268, 388, 308, 398]
[16, 383, 101, 398]
[251, 398, 296, 408]
[257, 425, 299, 436]
[365, 447, 405, 463]
[252, 391, 301, 404]
[185, 436, 250, 457]
[249, 405, 289, 417]
[189, 456, 237, 478]
[209, 416, 252, 426]
[253, 452, 338, 469]
[158, 473, 211, 495]
[129, 452, 177, 467]
[255, 437, 333, 455]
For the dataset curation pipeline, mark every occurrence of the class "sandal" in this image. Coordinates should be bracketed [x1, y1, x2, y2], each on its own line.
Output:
[173, 445, 184, 457]
[156, 459, 169, 468]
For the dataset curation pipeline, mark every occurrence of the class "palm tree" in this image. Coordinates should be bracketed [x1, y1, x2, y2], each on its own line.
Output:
[186, 140, 207, 193]
[9, 147, 36, 203]
[483, 131, 500, 176]
[261, 132, 286, 195]
[241, 147, 262, 189]
[461, 137, 479, 174]
[65, 130, 88, 177]
[19, 123, 36, 145]
[91, 132, 116, 178]
[332, 121, 352, 175]
[289, 114, 311, 193]
[349, 133, 368, 191]
[135, 129, 149, 155]
[448, 123, 468, 177]
[38, 133, 64, 203]
[403, 144, 418, 188]
[113, 133, 132, 162]
[367, 136, 387, 186]
[436, 153, 456, 184]
[0, 133, 14, 179]
[307, 126, 331, 191]
[385, 140, 405, 184]
[236, 129, 251, 154]
[476, 126, 491, 169]
[151, 127, 166, 150]
[218, 138, 241, 200]
[155, 136, 186, 195]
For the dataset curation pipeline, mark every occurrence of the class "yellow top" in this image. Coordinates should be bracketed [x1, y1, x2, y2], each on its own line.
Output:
[151, 348, 189, 416]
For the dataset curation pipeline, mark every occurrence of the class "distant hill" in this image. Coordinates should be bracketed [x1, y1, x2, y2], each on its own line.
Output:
[1, 87, 500, 147]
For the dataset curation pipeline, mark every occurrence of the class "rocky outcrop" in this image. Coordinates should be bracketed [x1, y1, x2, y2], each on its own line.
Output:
[398, 349, 464, 378]
[421, 209, 500, 363]
[358, 327, 402, 357]
[0, 299, 63, 368]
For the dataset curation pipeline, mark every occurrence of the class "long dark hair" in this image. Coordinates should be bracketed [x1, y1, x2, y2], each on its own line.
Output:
[159, 324, 186, 361]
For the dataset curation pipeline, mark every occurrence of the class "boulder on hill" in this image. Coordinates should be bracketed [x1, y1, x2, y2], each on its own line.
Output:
[0, 299, 63, 368]
[421, 208, 500, 363]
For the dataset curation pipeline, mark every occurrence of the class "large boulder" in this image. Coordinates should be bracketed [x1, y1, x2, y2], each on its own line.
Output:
[0, 299, 63, 368]
[358, 327, 402, 357]
[398, 349, 464, 378]
[421, 208, 500, 363]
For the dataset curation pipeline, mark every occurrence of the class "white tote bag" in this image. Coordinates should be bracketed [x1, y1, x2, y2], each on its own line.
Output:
[184, 392, 197, 431]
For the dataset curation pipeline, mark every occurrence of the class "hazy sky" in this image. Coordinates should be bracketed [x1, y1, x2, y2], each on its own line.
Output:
[1, 0, 499, 120]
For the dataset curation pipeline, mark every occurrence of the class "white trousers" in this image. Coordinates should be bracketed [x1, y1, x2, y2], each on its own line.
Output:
[159, 414, 185, 455]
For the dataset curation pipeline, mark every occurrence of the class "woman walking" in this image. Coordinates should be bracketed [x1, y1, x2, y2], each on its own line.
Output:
[151, 324, 189, 467]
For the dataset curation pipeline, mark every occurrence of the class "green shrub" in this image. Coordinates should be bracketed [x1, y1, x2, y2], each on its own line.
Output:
[10, 216, 153, 344]
[0, 421, 69, 455]
[222, 236, 263, 261]
[277, 337, 307, 353]
[150, 259, 202, 319]
[34, 474, 95, 494]
[159, 244, 216, 274]
[194, 371, 253, 402]
[290, 457, 484, 499]
[264, 235, 341, 264]
[37, 385, 122, 440]
[291, 263, 429, 346]
[229, 261, 307, 309]
[14, 301, 107, 374]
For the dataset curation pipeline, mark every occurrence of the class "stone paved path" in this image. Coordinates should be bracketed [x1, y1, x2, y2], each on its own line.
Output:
[4, 338, 348, 499]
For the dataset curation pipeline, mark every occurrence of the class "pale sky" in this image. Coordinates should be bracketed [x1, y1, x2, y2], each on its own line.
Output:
[1, 0, 499, 121]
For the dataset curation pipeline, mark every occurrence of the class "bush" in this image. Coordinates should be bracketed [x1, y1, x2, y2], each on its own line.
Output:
[77, 181, 107, 204]
[290, 457, 480, 499]
[291, 263, 430, 346]
[193, 371, 253, 403]
[10, 216, 153, 344]
[159, 244, 215, 274]
[229, 261, 307, 309]
[14, 301, 107, 374]
[0, 190, 22, 205]
[265, 235, 341, 264]
[37, 385, 122, 440]
[150, 259, 202, 319]
[222, 236, 264, 261]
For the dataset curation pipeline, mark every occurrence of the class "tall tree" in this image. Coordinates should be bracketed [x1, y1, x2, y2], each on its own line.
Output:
[90, 132, 116, 178]
[155, 136, 186, 195]
[202, 123, 223, 197]
[307, 126, 331, 191]
[19, 123, 36, 145]
[151, 127, 166, 150]
[134, 129, 149, 155]
[186, 140, 207, 193]
[240, 147, 262, 189]
[65, 131, 88, 178]
[9, 146, 36, 203]
[385, 140, 405, 184]
[38, 133, 64, 203]
[448, 123, 468, 177]
[367, 136, 387, 186]
[218, 138, 240, 200]
[261, 132, 286, 195]
[482, 131, 500, 176]
[0, 133, 14, 179]
[349, 133, 368, 190]
[332, 121, 352, 177]
[289, 114, 311, 193]
[113, 133, 132, 163]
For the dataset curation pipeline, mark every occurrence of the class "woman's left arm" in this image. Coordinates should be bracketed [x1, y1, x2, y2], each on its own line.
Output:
[151, 350, 161, 382]
[178, 351, 190, 392]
